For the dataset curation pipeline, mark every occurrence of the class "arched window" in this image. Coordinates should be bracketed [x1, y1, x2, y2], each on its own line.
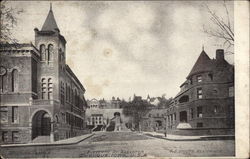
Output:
[48, 44, 54, 61]
[48, 78, 53, 99]
[179, 95, 189, 103]
[41, 78, 46, 99]
[11, 69, 18, 92]
[40, 44, 46, 61]
[0, 66, 7, 92]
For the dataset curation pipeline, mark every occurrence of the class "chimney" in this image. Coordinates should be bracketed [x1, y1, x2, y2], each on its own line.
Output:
[216, 49, 224, 60]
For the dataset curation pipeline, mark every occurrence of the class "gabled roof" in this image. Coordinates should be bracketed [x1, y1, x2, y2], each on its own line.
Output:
[187, 50, 213, 78]
[41, 6, 59, 32]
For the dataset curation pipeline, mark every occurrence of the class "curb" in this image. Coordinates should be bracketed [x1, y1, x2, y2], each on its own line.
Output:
[0, 134, 95, 148]
[144, 133, 235, 141]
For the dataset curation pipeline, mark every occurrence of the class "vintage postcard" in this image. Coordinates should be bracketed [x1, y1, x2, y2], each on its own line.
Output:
[0, 0, 249, 158]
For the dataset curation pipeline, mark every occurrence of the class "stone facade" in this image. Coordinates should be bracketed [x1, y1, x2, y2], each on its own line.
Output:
[165, 49, 234, 134]
[0, 6, 87, 144]
[141, 108, 167, 132]
[86, 98, 129, 131]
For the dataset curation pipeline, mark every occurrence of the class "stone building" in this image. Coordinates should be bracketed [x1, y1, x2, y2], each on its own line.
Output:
[86, 98, 129, 131]
[165, 49, 234, 135]
[0, 6, 87, 144]
[141, 108, 167, 132]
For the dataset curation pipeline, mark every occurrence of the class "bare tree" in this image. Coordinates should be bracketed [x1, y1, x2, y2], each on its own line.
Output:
[0, 0, 23, 44]
[203, 1, 234, 54]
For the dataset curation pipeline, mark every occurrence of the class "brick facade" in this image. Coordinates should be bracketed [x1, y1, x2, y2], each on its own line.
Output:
[0, 7, 87, 144]
[166, 49, 234, 133]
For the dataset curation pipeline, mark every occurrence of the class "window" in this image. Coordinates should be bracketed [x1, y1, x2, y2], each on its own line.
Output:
[48, 78, 53, 100]
[12, 131, 18, 142]
[197, 75, 202, 82]
[214, 105, 218, 113]
[40, 44, 46, 61]
[75, 89, 78, 106]
[208, 73, 213, 81]
[66, 113, 70, 124]
[60, 82, 65, 104]
[61, 113, 66, 123]
[197, 106, 203, 118]
[229, 86, 234, 97]
[213, 89, 218, 95]
[0, 66, 7, 92]
[0, 66, 8, 92]
[0, 106, 8, 123]
[66, 84, 68, 102]
[197, 88, 203, 99]
[55, 115, 59, 123]
[197, 122, 203, 127]
[41, 78, 46, 99]
[190, 78, 193, 85]
[11, 69, 18, 92]
[190, 108, 194, 119]
[48, 44, 54, 61]
[2, 131, 8, 142]
[12, 106, 18, 123]
[179, 95, 189, 103]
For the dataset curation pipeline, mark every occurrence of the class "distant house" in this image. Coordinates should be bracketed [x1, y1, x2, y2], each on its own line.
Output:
[86, 97, 129, 131]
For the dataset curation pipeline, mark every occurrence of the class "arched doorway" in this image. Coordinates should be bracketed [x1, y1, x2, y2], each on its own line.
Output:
[179, 111, 187, 123]
[114, 112, 120, 117]
[32, 110, 51, 139]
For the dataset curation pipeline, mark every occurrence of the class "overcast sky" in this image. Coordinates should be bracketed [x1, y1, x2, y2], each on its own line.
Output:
[7, 1, 234, 100]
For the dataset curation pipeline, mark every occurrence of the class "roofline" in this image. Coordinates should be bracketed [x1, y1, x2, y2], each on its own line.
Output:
[65, 64, 85, 91]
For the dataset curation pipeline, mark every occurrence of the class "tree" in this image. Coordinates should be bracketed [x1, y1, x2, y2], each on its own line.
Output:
[157, 97, 172, 108]
[0, 0, 23, 44]
[203, 1, 234, 54]
[122, 97, 153, 131]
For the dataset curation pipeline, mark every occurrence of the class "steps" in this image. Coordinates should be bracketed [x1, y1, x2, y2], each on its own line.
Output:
[176, 123, 192, 129]
[93, 125, 103, 131]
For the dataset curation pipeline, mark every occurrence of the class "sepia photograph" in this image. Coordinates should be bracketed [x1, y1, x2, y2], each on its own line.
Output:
[0, 0, 249, 158]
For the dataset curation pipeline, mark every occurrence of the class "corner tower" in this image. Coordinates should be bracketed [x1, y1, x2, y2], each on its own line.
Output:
[34, 4, 66, 101]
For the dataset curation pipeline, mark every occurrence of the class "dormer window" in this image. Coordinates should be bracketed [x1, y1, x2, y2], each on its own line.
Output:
[197, 75, 202, 82]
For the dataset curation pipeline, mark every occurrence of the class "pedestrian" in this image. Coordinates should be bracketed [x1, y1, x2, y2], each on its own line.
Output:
[164, 127, 167, 137]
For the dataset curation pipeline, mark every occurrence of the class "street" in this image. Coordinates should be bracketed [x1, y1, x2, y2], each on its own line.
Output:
[0, 132, 235, 158]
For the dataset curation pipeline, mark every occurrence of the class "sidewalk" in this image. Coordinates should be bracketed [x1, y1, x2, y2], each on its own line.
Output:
[142, 131, 235, 141]
[0, 133, 94, 148]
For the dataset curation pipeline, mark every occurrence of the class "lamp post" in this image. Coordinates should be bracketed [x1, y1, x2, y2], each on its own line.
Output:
[164, 116, 167, 137]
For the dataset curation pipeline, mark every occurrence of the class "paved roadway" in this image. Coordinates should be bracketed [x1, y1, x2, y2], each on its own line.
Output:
[0, 131, 235, 158]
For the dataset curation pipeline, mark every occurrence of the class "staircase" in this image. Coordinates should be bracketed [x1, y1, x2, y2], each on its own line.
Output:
[32, 136, 50, 143]
[93, 125, 103, 131]
[176, 123, 192, 129]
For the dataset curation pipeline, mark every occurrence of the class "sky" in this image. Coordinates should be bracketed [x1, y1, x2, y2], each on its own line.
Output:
[6, 1, 234, 100]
